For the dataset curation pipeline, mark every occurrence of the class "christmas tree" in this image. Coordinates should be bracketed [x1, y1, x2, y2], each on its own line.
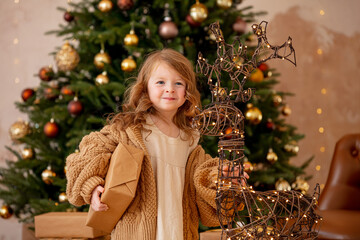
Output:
[0, 0, 311, 224]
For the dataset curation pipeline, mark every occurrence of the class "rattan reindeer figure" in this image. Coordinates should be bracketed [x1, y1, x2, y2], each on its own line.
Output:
[193, 22, 321, 240]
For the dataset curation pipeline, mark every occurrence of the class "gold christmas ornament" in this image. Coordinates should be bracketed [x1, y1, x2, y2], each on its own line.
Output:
[275, 178, 291, 191]
[292, 176, 310, 194]
[250, 68, 264, 83]
[9, 121, 31, 142]
[124, 29, 139, 46]
[0, 205, 13, 219]
[55, 42, 80, 71]
[21, 148, 34, 160]
[189, 0, 208, 23]
[95, 71, 110, 86]
[98, 0, 113, 12]
[59, 192, 68, 202]
[282, 104, 292, 116]
[273, 94, 283, 106]
[284, 140, 299, 154]
[94, 50, 111, 69]
[266, 148, 278, 164]
[41, 166, 56, 184]
[216, 0, 232, 9]
[245, 103, 263, 125]
[121, 56, 136, 72]
[243, 161, 253, 173]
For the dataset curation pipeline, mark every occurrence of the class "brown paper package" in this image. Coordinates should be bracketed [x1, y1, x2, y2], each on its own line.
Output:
[86, 142, 144, 233]
[35, 212, 107, 238]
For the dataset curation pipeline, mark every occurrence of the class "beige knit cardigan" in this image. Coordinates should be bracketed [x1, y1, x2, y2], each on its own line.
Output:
[66, 122, 220, 240]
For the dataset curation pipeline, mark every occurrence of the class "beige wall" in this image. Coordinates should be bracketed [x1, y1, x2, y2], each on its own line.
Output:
[0, 1, 68, 238]
[1, 0, 360, 238]
[250, 0, 360, 192]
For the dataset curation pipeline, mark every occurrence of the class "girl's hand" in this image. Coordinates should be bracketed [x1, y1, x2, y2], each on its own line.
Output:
[222, 165, 249, 187]
[90, 185, 109, 211]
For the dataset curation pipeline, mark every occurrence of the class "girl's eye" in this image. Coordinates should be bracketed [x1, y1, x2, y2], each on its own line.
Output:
[156, 81, 165, 84]
[175, 82, 184, 86]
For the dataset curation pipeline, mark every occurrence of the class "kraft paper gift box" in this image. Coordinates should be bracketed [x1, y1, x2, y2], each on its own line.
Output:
[86, 142, 144, 233]
[34, 212, 107, 238]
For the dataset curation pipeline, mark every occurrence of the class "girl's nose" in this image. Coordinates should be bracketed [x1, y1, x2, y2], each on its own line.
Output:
[166, 89, 175, 93]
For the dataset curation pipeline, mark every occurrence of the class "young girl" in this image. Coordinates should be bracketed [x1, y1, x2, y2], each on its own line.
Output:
[66, 49, 244, 240]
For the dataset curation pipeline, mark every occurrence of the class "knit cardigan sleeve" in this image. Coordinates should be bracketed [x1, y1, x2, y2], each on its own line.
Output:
[66, 123, 123, 206]
[192, 146, 220, 227]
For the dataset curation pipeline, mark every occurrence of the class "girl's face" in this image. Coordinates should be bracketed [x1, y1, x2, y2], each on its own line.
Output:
[147, 61, 187, 117]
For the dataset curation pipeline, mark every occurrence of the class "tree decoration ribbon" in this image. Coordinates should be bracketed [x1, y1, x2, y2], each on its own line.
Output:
[193, 22, 321, 240]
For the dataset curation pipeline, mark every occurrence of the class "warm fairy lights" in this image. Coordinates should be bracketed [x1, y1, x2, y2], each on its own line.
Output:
[316, 8, 328, 187]
[194, 21, 320, 240]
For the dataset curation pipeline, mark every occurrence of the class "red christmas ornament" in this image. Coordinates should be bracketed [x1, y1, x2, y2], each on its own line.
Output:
[38, 66, 54, 81]
[224, 127, 233, 140]
[186, 14, 201, 28]
[44, 121, 59, 138]
[44, 88, 58, 100]
[21, 88, 35, 102]
[266, 119, 275, 131]
[258, 63, 269, 72]
[232, 17, 247, 34]
[117, 0, 133, 10]
[64, 11, 74, 22]
[67, 98, 83, 116]
[60, 86, 74, 96]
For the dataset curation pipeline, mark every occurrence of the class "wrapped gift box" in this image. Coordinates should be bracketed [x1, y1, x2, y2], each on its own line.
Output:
[200, 229, 222, 240]
[35, 212, 108, 238]
[86, 142, 144, 233]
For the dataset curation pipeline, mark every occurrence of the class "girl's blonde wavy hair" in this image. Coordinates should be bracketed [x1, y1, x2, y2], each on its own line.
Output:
[107, 48, 201, 140]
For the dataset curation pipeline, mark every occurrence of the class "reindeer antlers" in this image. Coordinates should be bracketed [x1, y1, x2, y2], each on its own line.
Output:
[197, 21, 296, 104]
